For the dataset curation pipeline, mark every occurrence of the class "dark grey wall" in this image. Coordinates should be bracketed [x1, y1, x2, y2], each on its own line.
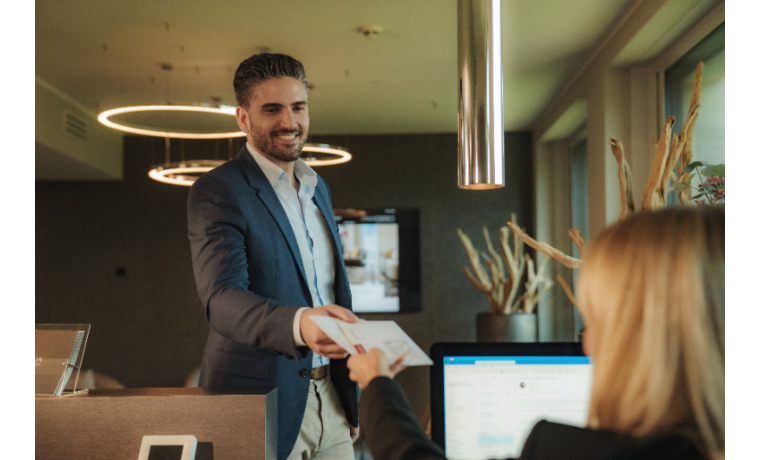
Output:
[35, 131, 533, 417]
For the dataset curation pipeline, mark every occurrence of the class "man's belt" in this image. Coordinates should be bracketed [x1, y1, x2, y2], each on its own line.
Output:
[310, 365, 329, 380]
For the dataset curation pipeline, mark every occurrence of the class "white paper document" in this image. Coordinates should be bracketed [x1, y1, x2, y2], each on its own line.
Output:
[309, 317, 433, 366]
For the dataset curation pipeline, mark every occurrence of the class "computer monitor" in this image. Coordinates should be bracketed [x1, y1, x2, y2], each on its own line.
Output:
[430, 342, 592, 460]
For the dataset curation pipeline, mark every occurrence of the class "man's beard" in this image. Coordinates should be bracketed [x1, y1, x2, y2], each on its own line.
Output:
[249, 120, 306, 163]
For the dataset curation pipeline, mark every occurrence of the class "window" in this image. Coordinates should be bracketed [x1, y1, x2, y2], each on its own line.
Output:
[570, 136, 588, 339]
[664, 23, 725, 199]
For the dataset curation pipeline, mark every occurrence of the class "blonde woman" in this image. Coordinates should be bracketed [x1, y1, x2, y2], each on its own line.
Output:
[348, 207, 724, 460]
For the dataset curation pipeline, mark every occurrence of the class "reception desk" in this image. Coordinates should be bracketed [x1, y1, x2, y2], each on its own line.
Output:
[36, 387, 277, 459]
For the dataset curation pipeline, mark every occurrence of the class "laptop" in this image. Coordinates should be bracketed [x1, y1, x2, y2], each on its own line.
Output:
[430, 342, 592, 460]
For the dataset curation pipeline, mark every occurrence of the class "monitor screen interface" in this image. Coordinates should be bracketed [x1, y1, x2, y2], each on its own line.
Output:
[334, 208, 420, 313]
[442, 355, 592, 460]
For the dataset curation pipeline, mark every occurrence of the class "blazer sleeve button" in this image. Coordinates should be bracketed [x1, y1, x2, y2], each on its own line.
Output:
[300, 368, 310, 378]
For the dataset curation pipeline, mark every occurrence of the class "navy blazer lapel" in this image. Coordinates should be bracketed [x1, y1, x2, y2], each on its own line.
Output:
[313, 179, 352, 309]
[234, 148, 310, 288]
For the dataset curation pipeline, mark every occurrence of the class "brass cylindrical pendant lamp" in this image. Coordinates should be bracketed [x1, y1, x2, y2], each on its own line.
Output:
[457, 0, 504, 189]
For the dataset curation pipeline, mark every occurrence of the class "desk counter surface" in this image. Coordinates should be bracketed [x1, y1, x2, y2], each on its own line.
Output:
[36, 387, 277, 460]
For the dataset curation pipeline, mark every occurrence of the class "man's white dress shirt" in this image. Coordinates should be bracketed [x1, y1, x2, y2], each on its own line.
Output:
[247, 143, 336, 367]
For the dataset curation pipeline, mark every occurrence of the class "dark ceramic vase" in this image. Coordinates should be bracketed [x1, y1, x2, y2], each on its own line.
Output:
[476, 312, 537, 342]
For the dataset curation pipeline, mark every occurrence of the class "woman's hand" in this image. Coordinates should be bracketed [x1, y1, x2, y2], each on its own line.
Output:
[347, 348, 407, 389]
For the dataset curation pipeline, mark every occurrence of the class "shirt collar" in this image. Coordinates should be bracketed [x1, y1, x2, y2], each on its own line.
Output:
[246, 142, 318, 191]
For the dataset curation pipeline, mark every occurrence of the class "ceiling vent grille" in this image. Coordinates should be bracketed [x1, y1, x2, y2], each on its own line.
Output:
[63, 111, 88, 141]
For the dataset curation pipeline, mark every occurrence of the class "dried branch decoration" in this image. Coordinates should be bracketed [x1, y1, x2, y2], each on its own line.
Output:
[457, 62, 708, 315]
[641, 116, 675, 210]
[514, 255, 554, 314]
[610, 138, 635, 221]
[630, 61, 704, 211]
[503, 61, 705, 306]
[458, 214, 553, 315]
[675, 61, 703, 205]
[458, 214, 525, 314]
[505, 223, 584, 270]
[556, 274, 578, 307]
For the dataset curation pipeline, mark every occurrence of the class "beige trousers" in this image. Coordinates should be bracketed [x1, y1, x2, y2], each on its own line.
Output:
[286, 374, 354, 460]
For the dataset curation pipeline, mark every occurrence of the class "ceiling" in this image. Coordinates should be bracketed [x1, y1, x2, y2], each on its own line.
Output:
[35, 0, 722, 181]
[36, 0, 649, 136]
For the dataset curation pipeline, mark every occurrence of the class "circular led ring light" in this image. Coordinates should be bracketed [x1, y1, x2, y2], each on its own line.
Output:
[148, 143, 352, 186]
[302, 143, 352, 166]
[98, 105, 246, 139]
[149, 160, 227, 186]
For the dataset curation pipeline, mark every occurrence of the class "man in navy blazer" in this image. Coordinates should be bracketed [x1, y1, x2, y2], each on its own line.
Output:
[187, 53, 359, 460]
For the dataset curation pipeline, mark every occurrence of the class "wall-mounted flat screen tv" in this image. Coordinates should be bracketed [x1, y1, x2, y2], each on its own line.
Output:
[333, 208, 420, 313]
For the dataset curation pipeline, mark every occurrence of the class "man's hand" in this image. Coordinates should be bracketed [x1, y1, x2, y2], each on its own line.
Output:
[300, 304, 358, 359]
[350, 425, 360, 443]
[347, 348, 407, 389]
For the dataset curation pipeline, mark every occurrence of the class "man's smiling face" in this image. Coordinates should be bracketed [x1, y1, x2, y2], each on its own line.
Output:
[236, 76, 309, 165]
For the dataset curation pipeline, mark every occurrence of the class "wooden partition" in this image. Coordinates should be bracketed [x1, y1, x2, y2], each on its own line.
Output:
[36, 387, 277, 460]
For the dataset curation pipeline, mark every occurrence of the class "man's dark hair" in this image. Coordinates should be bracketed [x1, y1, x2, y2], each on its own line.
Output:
[233, 53, 309, 109]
